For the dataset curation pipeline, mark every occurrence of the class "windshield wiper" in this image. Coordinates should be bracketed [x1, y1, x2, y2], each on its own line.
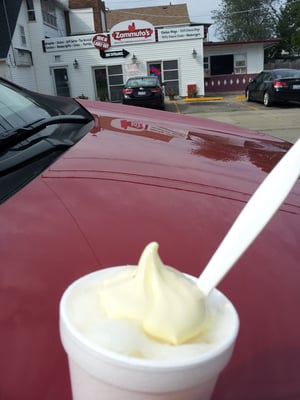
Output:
[0, 136, 74, 175]
[0, 115, 92, 151]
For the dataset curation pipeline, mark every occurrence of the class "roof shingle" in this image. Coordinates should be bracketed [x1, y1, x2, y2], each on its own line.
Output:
[0, 0, 23, 59]
[106, 3, 190, 30]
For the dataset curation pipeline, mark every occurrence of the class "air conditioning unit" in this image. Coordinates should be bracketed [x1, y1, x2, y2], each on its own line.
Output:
[15, 49, 32, 66]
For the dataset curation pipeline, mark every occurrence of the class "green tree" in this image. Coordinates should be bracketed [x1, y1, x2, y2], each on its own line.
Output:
[212, 0, 281, 41]
[276, 0, 300, 57]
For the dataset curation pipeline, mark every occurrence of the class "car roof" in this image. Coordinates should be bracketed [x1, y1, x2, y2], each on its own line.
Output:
[126, 76, 159, 83]
[127, 76, 158, 80]
[264, 68, 300, 73]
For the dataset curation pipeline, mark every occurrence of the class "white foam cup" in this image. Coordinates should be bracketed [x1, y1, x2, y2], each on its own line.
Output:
[59, 267, 239, 400]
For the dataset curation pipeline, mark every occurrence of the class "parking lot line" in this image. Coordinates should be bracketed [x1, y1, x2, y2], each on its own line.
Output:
[166, 99, 181, 113]
[227, 96, 259, 111]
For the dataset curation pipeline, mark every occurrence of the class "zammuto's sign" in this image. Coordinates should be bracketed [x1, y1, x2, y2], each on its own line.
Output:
[110, 20, 155, 45]
[157, 26, 204, 41]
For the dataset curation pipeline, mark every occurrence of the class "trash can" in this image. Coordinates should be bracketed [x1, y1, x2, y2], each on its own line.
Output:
[187, 84, 197, 98]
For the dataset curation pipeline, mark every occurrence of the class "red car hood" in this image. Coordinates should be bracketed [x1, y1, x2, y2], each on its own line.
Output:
[0, 101, 299, 400]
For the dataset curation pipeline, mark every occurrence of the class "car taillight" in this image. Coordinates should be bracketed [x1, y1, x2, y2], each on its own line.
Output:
[151, 87, 163, 93]
[273, 81, 288, 88]
[122, 88, 133, 94]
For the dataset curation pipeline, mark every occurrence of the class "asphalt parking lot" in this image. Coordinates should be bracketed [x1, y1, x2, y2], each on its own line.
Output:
[165, 94, 300, 144]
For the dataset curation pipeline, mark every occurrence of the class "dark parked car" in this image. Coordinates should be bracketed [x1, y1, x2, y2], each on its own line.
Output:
[245, 68, 300, 106]
[1, 78, 300, 400]
[121, 76, 165, 109]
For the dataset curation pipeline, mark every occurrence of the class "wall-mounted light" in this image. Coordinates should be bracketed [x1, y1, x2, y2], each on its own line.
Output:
[73, 59, 79, 69]
[131, 54, 137, 63]
[192, 49, 197, 58]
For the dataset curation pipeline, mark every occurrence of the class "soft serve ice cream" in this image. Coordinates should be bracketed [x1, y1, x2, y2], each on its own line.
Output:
[99, 242, 206, 345]
[66, 242, 238, 361]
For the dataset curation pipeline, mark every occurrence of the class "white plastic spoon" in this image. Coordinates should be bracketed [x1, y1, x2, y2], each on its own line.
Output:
[198, 137, 300, 296]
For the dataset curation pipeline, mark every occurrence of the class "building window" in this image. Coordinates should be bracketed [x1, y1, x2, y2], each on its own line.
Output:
[26, 0, 36, 21]
[204, 56, 209, 70]
[148, 60, 179, 95]
[100, 10, 106, 32]
[210, 54, 247, 76]
[210, 54, 234, 76]
[234, 54, 247, 74]
[41, 0, 57, 28]
[15, 49, 33, 66]
[69, 8, 95, 35]
[19, 25, 26, 46]
[203, 56, 209, 75]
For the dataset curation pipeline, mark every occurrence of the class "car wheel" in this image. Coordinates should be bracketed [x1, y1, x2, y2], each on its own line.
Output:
[263, 91, 272, 107]
[245, 88, 252, 102]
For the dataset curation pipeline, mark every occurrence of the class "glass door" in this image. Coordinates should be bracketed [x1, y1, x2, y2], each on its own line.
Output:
[148, 60, 179, 96]
[94, 65, 124, 102]
[94, 68, 109, 101]
[148, 63, 162, 82]
[52, 68, 70, 97]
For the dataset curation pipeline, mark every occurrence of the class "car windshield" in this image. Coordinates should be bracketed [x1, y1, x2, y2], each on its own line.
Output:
[0, 81, 50, 133]
[127, 78, 158, 88]
[0, 79, 94, 204]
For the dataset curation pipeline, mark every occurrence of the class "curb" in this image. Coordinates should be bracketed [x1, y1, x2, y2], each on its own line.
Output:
[165, 94, 246, 104]
[183, 97, 224, 102]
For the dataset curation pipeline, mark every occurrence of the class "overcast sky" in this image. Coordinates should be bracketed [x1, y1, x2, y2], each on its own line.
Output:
[104, 0, 221, 40]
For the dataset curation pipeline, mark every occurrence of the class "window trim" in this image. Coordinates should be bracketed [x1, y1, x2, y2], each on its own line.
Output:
[19, 25, 26, 46]
[234, 54, 247, 74]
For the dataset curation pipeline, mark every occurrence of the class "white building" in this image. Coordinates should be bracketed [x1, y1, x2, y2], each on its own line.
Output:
[203, 39, 280, 92]
[0, 0, 70, 92]
[0, 0, 106, 95]
[44, 20, 205, 100]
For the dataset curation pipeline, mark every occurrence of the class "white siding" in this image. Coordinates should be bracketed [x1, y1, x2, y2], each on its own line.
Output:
[45, 36, 205, 99]
[12, 2, 31, 52]
[246, 46, 264, 73]
[0, 62, 11, 81]
[29, 0, 53, 93]
[2, 0, 69, 92]
[4, 1, 37, 89]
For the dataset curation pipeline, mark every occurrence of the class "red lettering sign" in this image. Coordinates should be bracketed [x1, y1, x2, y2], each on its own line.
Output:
[92, 34, 111, 50]
[112, 22, 154, 42]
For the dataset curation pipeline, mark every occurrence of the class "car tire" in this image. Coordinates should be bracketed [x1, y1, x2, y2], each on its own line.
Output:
[245, 88, 252, 102]
[263, 91, 272, 107]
